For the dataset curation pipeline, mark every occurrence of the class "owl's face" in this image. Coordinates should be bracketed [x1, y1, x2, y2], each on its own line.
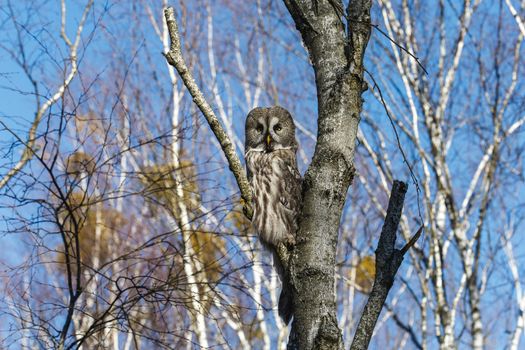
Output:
[245, 106, 297, 152]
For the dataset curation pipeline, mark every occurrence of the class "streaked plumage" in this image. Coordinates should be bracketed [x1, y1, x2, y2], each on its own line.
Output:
[244, 106, 302, 324]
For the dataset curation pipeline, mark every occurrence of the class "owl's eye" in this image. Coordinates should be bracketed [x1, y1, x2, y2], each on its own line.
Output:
[256, 124, 264, 133]
[273, 124, 282, 132]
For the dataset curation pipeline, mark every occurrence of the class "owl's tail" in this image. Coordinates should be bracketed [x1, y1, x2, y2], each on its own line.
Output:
[278, 277, 293, 325]
[271, 247, 293, 325]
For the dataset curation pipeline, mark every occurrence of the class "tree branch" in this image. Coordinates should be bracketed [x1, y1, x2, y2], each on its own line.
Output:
[163, 7, 253, 219]
[0, 0, 94, 191]
[350, 180, 422, 350]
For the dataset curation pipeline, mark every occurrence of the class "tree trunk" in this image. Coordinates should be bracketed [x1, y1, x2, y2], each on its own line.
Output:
[283, 1, 372, 349]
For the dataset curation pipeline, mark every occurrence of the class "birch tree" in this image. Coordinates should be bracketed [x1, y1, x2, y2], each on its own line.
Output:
[355, 1, 525, 349]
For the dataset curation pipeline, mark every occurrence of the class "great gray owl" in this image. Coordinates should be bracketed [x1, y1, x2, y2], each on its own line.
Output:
[244, 106, 302, 325]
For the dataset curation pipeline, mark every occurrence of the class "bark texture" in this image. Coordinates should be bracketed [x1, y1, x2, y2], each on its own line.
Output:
[282, 1, 372, 349]
[163, 7, 253, 219]
[350, 180, 410, 350]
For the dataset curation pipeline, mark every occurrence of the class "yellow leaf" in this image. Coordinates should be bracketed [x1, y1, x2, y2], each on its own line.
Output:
[354, 255, 376, 293]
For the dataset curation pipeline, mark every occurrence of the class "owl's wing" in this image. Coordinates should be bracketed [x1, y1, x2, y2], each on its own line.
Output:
[246, 167, 252, 182]
[277, 151, 302, 228]
[245, 152, 253, 182]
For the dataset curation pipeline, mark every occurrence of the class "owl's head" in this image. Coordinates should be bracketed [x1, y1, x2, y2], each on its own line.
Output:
[245, 106, 297, 152]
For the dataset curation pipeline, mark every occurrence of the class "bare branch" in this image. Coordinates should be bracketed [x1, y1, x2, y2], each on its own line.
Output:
[0, 0, 94, 191]
[505, 0, 525, 37]
[162, 6, 253, 219]
[351, 180, 421, 350]
[371, 24, 428, 75]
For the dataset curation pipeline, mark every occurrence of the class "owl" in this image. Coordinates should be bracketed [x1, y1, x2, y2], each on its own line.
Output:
[244, 106, 302, 324]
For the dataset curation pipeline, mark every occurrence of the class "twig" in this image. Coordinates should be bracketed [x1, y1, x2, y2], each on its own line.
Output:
[365, 69, 424, 226]
[350, 180, 422, 350]
[371, 24, 428, 75]
[0, 0, 94, 191]
[162, 7, 253, 219]
[400, 225, 423, 255]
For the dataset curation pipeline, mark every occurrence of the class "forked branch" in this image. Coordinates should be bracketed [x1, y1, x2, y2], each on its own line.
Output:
[351, 180, 423, 350]
[0, 0, 94, 191]
[163, 7, 253, 219]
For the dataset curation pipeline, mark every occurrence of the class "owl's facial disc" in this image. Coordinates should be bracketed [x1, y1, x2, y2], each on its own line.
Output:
[267, 116, 292, 151]
[245, 106, 297, 153]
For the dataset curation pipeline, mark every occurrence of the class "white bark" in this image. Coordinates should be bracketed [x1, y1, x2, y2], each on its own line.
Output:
[0, 0, 93, 191]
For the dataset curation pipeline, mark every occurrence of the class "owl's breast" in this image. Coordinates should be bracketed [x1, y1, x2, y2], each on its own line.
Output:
[245, 150, 301, 246]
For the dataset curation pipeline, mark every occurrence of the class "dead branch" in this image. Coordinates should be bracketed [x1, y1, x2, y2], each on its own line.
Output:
[350, 180, 423, 350]
[162, 7, 253, 219]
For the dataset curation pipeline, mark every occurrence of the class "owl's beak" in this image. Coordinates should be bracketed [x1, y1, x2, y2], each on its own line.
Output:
[266, 134, 272, 146]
